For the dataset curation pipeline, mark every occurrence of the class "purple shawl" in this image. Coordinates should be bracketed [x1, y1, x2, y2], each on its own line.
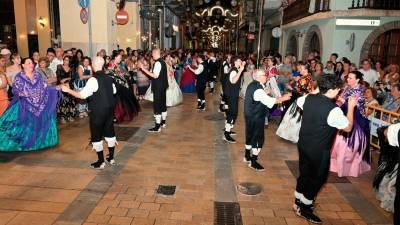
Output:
[12, 71, 57, 117]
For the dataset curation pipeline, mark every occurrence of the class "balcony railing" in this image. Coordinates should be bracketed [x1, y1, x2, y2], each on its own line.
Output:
[349, 0, 400, 9]
[283, 0, 330, 25]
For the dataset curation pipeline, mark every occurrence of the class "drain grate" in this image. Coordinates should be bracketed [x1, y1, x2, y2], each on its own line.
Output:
[204, 114, 225, 121]
[237, 182, 262, 196]
[156, 185, 176, 196]
[114, 126, 139, 141]
[214, 202, 243, 225]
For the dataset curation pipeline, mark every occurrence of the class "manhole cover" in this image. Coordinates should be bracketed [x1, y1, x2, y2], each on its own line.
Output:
[204, 114, 225, 121]
[156, 185, 176, 196]
[237, 182, 262, 196]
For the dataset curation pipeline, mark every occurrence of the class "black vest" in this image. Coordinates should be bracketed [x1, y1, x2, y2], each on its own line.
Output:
[87, 71, 115, 112]
[225, 67, 241, 97]
[220, 61, 229, 86]
[244, 81, 269, 120]
[298, 94, 338, 152]
[208, 59, 218, 74]
[197, 61, 208, 83]
[151, 58, 168, 92]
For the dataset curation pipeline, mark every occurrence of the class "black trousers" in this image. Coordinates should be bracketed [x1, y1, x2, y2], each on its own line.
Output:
[221, 81, 227, 103]
[296, 146, 330, 201]
[196, 81, 206, 101]
[245, 117, 265, 148]
[226, 96, 239, 124]
[153, 89, 167, 115]
[90, 107, 115, 142]
[394, 144, 400, 224]
[208, 71, 216, 82]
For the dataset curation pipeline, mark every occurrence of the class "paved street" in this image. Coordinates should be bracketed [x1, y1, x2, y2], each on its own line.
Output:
[0, 93, 394, 225]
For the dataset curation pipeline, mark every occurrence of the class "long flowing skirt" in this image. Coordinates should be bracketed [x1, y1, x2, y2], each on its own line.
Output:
[375, 164, 397, 213]
[114, 84, 140, 124]
[276, 102, 302, 143]
[180, 69, 196, 93]
[166, 76, 183, 107]
[144, 77, 183, 107]
[57, 93, 77, 119]
[330, 110, 371, 177]
[0, 89, 59, 152]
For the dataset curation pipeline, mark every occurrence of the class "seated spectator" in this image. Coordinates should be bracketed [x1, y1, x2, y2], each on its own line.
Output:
[277, 55, 293, 92]
[36, 57, 57, 85]
[383, 64, 399, 89]
[359, 59, 379, 86]
[329, 53, 338, 69]
[375, 60, 385, 81]
[350, 63, 358, 72]
[335, 62, 343, 76]
[364, 87, 379, 117]
[382, 83, 400, 113]
[323, 61, 335, 74]
[312, 61, 323, 80]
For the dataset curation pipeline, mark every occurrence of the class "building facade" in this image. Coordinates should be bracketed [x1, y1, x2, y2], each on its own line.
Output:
[280, 0, 400, 66]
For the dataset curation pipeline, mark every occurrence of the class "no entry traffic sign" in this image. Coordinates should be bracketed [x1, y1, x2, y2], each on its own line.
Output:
[116, 10, 129, 25]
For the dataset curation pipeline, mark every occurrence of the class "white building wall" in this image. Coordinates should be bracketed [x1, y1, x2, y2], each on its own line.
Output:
[282, 15, 400, 65]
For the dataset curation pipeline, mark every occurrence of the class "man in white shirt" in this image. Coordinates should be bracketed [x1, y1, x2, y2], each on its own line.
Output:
[61, 56, 117, 169]
[294, 74, 357, 224]
[359, 59, 379, 86]
[223, 57, 246, 143]
[140, 48, 169, 132]
[207, 52, 218, 93]
[219, 53, 231, 112]
[244, 69, 291, 171]
[188, 55, 208, 111]
[47, 48, 62, 74]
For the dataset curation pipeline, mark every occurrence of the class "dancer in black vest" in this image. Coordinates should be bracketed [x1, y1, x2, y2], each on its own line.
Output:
[244, 69, 291, 171]
[61, 57, 117, 169]
[188, 55, 208, 111]
[207, 52, 218, 94]
[223, 57, 245, 143]
[294, 75, 356, 224]
[219, 53, 231, 113]
[386, 123, 400, 224]
[140, 48, 169, 132]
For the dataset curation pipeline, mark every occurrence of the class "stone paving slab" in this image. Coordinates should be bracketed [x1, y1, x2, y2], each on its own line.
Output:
[0, 93, 395, 225]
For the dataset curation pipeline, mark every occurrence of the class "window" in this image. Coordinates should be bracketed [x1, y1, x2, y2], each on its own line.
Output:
[309, 32, 320, 53]
[287, 35, 298, 58]
[369, 29, 400, 65]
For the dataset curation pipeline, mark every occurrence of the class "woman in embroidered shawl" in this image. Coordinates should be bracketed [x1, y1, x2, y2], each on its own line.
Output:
[330, 71, 371, 177]
[0, 58, 60, 151]
[108, 53, 140, 123]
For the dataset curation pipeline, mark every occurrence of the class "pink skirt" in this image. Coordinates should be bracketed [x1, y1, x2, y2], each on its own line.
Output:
[330, 130, 371, 177]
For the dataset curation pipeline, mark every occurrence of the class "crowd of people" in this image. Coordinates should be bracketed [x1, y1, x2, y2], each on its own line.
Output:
[0, 45, 399, 224]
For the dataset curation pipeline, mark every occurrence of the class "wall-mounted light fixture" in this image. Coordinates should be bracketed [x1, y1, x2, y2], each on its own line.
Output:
[38, 17, 45, 28]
